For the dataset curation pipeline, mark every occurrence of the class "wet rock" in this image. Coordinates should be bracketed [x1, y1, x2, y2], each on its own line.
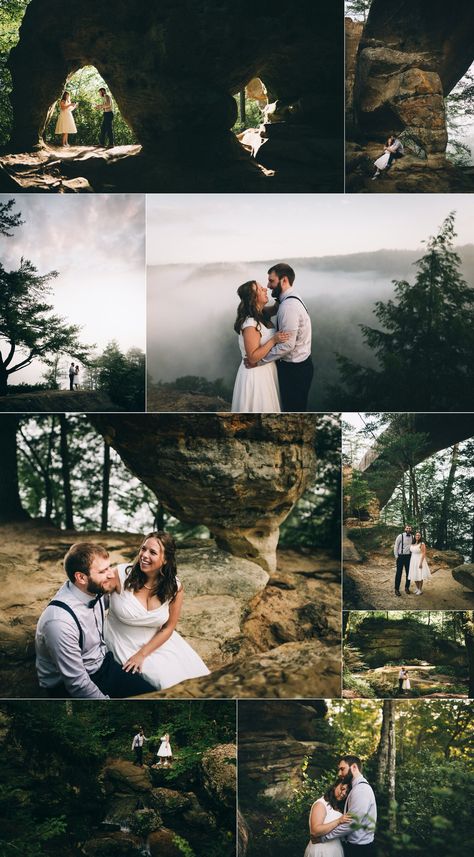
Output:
[148, 827, 192, 857]
[81, 831, 144, 856]
[103, 760, 153, 794]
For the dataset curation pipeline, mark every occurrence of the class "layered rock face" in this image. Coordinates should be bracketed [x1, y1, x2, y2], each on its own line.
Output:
[7, 1, 342, 191]
[238, 701, 331, 801]
[350, 0, 474, 161]
[90, 414, 319, 573]
[350, 616, 467, 668]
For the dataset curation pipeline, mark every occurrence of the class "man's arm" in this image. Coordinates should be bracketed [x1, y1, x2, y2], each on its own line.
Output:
[394, 534, 401, 558]
[323, 788, 370, 842]
[41, 618, 108, 699]
[261, 301, 298, 363]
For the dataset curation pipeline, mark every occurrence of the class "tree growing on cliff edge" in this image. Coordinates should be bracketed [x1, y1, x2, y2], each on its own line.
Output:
[336, 212, 474, 410]
[0, 201, 93, 395]
[345, 0, 371, 22]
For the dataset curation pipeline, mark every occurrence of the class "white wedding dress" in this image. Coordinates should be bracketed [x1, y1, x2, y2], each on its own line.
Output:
[409, 545, 431, 582]
[55, 103, 77, 134]
[374, 150, 390, 170]
[105, 564, 210, 690]
[304, 799, 344, 857]
[231, 317, 281, 412]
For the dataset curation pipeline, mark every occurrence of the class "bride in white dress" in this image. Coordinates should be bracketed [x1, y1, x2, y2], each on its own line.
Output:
[409, 531, 432, 595]
[105, 532, 210, 690]
[231, 280, 290, 413]
[55, 90, 78, 147]
[304, 782, 352, 857]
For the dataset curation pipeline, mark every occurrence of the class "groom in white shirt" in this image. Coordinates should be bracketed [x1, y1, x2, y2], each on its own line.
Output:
[261, 262, 313, 411]
[322, 755, 377, 856]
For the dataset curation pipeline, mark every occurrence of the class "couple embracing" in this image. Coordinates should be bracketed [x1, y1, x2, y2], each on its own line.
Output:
[305, 755, 377, 857]
[231, 262, 313, 413]
[35, 533, 209, 699]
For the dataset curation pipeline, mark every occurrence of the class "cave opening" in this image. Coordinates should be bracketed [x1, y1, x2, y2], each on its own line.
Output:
[43, 65, 138, 150]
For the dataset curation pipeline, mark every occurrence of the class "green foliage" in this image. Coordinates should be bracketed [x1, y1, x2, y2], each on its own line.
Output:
[0, 1, 30, 147]
[232, 96, 264, 133]
[280, 414, 341, 552]
[0, 202, 93, 394]
[446, 69, 474, 167]
[345, 0, 372, 21]
[337, 213, 474, 410]
[345, 469, 376, 523]
[89, 341, 145, 410]
[173, 834, 196, 857]
[44, 66, 136, 147]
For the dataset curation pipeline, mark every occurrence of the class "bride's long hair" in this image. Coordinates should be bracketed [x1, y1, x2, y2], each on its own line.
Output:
[124, 531, 178, 604]
[234, 280, 272, 334]
[324, 781, 350, 811]
[61, 91, 71, 103]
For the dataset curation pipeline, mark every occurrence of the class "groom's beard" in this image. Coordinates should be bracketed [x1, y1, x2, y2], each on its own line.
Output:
[270, 281, 283, 299]
[340, 772, 353, 785]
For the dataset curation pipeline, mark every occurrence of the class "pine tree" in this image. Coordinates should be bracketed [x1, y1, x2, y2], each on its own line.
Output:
[337, 213, 474, 410]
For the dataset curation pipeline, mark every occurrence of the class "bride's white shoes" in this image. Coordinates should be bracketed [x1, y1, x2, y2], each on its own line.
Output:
[415, 588, 422, 595]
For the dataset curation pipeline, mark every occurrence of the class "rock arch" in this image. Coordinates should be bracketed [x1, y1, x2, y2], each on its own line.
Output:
[90, 414, 319, 572]
[7, 0, 342, 191]
[349, 0, 474, 162]
[357, 413, 474, 509]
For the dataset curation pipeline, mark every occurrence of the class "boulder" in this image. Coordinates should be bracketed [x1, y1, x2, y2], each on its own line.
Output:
[201, 743, 236, 809]
[81, 831, 144, 856]
[90, 414, 319, 573]
[148, 828, 192, 857]
[103, 760, 152, 794]
[452, 564, 474, 591]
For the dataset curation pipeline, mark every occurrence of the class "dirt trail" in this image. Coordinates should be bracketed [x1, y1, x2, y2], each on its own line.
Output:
[344, 552, 474, 610]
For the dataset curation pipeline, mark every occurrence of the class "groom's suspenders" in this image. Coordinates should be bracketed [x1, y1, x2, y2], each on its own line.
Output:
[284, 295, 309, 314]
[48, 599, 105, 651]
[49, 601, 84, 649]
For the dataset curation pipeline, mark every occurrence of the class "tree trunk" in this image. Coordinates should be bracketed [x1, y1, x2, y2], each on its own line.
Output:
[44, 417, 57, 521]
[376, 701, 397, 833]
[387, 700, 397, 834]
[101, 439, 111, 531]
[0, 414, 29, 521]
[376, 700, 390, 790]
[239, 90, 246, 125]
[434, 444, 459, 549]
[59, 414, 74, 530]
[409, 465, 421, 527]
[0, 363, 8, 397]
[462, 612, 474, 698]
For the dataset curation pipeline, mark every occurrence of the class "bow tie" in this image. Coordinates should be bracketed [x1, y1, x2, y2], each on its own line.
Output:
[88, 594, 103, 609]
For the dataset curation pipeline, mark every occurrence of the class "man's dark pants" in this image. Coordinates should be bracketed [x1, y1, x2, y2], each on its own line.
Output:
[69, 374, 74, 391]
[277, 356, 314, 412]
[46, 652, 155, 698]
[387, 150, 403, 169]
[100, 112, 114, 147]
[344, 843, 376, 857]
[134, 745, 143, 766]
[395, 554, 410, 592]
[398, 678, 404, 694]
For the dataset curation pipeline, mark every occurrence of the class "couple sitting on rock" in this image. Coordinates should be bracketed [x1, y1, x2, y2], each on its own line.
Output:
[372, 133, 404, 179]
[35, 535, 209, 699]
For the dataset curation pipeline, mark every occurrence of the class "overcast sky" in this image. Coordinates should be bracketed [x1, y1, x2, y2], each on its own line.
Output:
[147, 194, 474, 265]
[1, 194, 145, 382]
